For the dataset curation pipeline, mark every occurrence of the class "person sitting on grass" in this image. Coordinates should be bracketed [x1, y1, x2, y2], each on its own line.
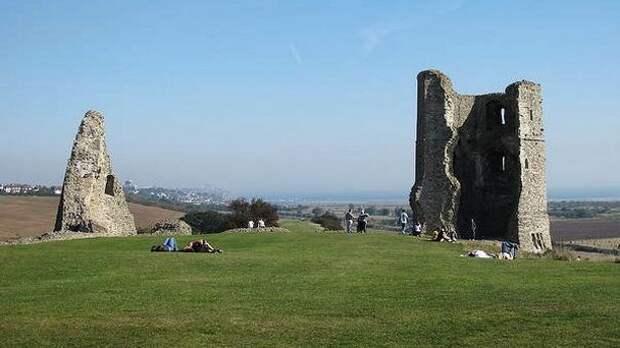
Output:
[257, 218, 266, 228]
[413, 222, 422, 236]
[183, 239, 223, 253]
[436, 229, 457, 243]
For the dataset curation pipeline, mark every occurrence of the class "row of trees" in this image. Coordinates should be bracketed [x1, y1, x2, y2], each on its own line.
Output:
[181, 198, 279, 234]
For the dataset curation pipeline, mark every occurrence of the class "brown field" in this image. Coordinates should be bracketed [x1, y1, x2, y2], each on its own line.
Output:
[550, 218, 620, 241]
[0, 196, 184, 241]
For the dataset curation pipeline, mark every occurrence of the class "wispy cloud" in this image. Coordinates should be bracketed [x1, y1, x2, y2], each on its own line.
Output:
[289, 44, 302, 65]
[359, 2, 467, 54]
[360, 23, 397, 54]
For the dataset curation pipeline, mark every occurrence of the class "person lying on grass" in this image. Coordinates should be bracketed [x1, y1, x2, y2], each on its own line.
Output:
[183, 239, 223, 253]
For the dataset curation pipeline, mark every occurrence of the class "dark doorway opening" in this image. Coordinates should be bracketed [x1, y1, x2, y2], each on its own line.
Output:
[105, 175, 115, 196]
[454, 147, 519, 239]
[454, 99, 520, 240]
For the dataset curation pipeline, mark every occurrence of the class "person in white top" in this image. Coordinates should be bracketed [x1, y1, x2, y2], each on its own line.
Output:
[399, 209, 409, 234]
[344, 209, 354, 233]
[414, 222, 422, 236]
[257, 219, 265, 228]
[248, 220, 255, 229]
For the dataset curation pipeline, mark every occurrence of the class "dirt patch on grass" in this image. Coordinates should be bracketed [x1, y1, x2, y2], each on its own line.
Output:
[0, 196, 184, 241]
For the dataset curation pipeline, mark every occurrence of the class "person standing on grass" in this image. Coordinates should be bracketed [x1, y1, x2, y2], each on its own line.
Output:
[344, 208, 355, 233]
[357, 209, 369, 233]
[399, 209, 409, 234]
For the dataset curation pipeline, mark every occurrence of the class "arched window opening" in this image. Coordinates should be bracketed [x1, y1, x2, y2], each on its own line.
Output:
[501, 156, 506, 172]
[525, 158, 529, 169]
[529, 110, 534, 121]
[485, 101, 510, 130]
[105, 175, 115, 196]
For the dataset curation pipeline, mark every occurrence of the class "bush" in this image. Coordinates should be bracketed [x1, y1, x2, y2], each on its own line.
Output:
[311, 207, 325, 217]
[229, 198, 279, 227]
[181, 198, 280, 234]
[311, 213, 343, 231]
[181, 211, 235, 234]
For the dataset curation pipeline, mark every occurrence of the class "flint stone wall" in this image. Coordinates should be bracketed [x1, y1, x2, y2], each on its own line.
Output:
[145, 219, 192, 235]
[410, 70, 551, 252]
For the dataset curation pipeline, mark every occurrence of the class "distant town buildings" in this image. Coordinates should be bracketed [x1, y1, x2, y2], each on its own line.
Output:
[1, 184, 34, 194]
[125, 183, 227, 205]
[0, 179, 226, 205]
[0, 183, 62, 196]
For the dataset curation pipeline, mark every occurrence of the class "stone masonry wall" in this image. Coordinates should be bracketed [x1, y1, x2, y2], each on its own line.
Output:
[54, 110, 137, 236]
[512, 82, 552, 252]
[411, 70, 551, 251]
[410, 70, 460, 234]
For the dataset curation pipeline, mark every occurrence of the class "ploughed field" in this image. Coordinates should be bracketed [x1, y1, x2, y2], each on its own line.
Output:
[550, 217, 620, 241]
[0, 196, 183, 241]
[0, 220, 618, 346]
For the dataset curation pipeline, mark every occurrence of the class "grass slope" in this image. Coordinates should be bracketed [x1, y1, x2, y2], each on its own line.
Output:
[0, 220, 618, 347]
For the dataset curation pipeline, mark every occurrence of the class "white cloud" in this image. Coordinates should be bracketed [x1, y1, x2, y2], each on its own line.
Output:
[288, 44, 302, 65]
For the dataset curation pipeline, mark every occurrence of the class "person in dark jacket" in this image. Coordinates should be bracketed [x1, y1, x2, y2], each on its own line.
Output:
[357, 209, 369, 233]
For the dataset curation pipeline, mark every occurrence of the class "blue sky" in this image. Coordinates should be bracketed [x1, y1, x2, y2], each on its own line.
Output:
[1, 0, 619, 197]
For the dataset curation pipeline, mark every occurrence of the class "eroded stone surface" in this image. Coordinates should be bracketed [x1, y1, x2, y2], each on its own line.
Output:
[146, 219, 192, 235]
[54, 111, 137, 236]
[410, 70, 551, 252]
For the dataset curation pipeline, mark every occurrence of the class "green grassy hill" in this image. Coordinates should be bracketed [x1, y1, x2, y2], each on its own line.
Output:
[1, 220, 618, 347]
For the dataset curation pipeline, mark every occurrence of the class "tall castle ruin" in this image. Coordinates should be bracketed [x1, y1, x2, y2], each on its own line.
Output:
[410, 70, 551, 252]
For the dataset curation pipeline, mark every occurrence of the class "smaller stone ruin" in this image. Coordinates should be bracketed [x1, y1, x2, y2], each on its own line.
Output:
[54, 110, 137, 235]
[144, 219, 193, 235]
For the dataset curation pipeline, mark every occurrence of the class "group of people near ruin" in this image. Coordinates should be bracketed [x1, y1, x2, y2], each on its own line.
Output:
[247, 219, 266, 229]
[344, 208, 370, 233]
[343, 208, 422, 235]
[397, 209, 422, 235]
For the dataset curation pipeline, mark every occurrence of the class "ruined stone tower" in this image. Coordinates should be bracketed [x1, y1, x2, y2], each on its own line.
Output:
[54, 110, 137, 235]
[410, 70, 551, 252]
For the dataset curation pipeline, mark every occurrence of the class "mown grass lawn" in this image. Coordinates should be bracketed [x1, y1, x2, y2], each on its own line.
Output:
[1, 220, 619, 347]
